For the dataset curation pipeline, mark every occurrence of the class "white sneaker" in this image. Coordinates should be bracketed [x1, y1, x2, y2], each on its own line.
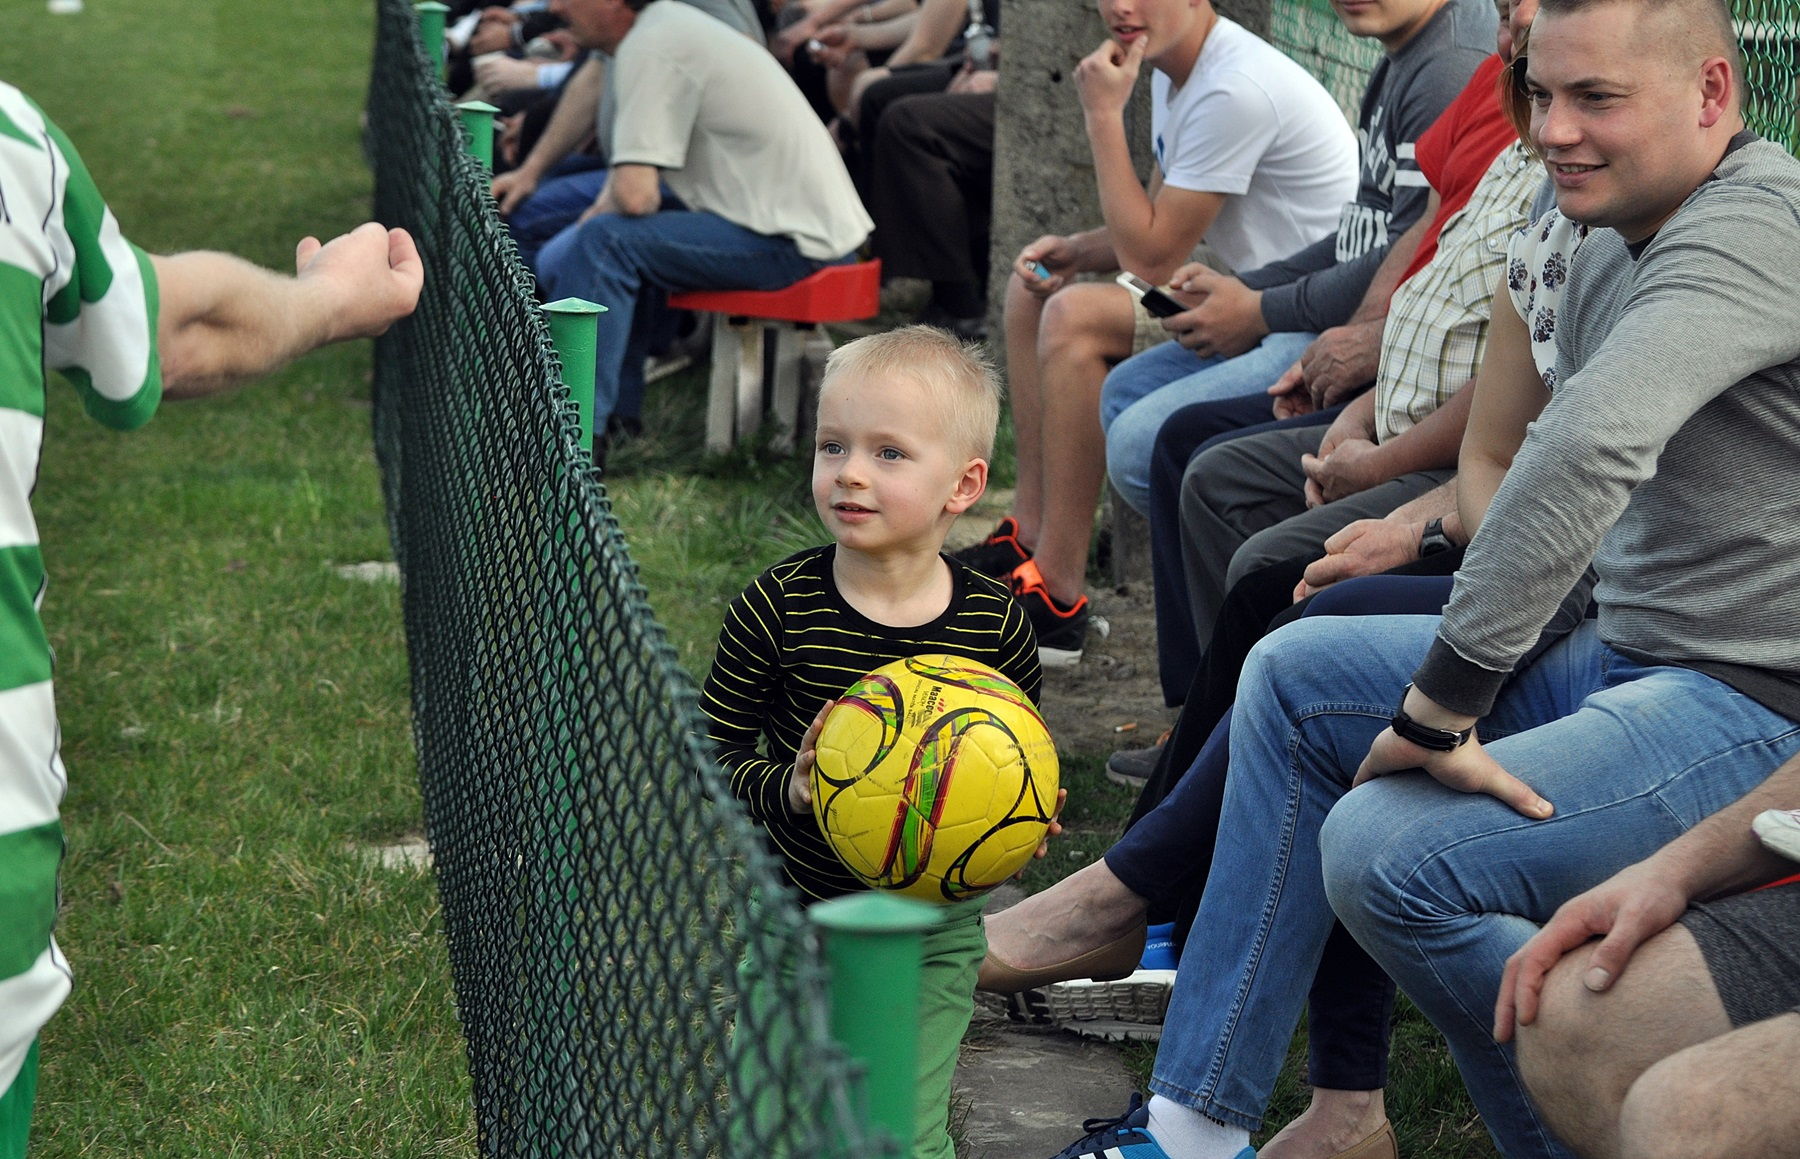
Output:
[1753, 808, 1800, 863]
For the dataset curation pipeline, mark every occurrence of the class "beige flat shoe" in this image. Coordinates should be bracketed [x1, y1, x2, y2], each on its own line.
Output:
[975, 920, 1146, 994]
[1332, 1119, 1398, 1159]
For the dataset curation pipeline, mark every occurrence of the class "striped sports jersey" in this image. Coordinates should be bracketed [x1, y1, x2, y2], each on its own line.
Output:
[700, 545, 1041, 901]
[0, 81, 160, 1098]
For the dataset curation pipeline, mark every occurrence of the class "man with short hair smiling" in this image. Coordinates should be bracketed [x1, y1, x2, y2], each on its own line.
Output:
[1039, 0, 1800, 1154]
[1313, 0, 1800, 1152]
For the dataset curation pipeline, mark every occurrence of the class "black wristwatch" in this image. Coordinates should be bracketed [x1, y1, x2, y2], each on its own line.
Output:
[1390, 683, 1474, 751]
[1418, 517, 1455, 558]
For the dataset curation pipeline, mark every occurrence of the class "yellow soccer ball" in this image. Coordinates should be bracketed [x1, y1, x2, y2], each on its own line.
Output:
[811, 654, 1060, 903]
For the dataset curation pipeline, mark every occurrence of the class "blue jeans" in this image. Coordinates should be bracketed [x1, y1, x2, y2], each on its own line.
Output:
[1099, 332, 1317, 513]
[507, 158, 607, 271]
[1155, 615, 1800, 1156]
[535, 210, 836, 427]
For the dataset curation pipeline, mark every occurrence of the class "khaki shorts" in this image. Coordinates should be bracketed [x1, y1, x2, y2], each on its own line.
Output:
[1130, 287, 1173, 355]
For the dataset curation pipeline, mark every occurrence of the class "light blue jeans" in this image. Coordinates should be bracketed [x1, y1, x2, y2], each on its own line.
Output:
[1153, 614, 1800, 1157]
[535, 210, 836, 427]
[1099, 332, 1316, 513]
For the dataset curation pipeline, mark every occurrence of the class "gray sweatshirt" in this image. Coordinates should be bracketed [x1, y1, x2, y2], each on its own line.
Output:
[1239, 0, 1493, 333]
[1417, 137, 1800, 722]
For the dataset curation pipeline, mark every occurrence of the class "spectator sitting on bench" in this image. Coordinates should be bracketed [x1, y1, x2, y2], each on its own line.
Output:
[489, 0, 764, 270]
[1086, 0, 1494, 591]
[525, 0, 870, 448]
[1500, 751, 1800, 1159]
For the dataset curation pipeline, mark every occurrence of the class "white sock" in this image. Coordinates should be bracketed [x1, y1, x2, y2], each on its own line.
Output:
[1145, 1094, 1252, 1159]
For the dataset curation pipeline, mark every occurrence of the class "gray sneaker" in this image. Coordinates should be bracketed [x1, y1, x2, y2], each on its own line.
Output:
[1046, 969, 1177, 1042]
[1105, 732, 1169, 789]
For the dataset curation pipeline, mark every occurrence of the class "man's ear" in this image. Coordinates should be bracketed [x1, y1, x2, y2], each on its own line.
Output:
[946, 458, 988, 515]
[1696, 54, 1733, 128]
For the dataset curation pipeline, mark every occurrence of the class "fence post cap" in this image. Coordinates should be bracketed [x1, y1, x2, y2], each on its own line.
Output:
[809, 892, 942, 934]
[542, 297, 607, 316]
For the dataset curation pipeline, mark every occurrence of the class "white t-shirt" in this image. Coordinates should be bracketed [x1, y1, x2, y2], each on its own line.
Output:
[610, 1, 872, 261]
[1150, 18, 1359, 273]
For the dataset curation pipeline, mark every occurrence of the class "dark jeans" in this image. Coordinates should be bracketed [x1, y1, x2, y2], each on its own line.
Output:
[1146, 394, 1342, 706]
[868, 89, 994, 291]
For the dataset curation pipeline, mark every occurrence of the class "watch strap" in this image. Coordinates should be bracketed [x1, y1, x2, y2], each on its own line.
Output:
[1391, 683, 1473, 752]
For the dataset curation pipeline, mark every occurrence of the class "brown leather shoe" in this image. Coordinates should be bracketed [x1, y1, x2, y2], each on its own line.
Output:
[1333, 1119, 1398, 1159]
[975, 921, 1146, 994]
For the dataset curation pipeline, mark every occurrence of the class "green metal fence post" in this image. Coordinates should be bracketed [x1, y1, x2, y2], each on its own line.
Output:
[809, 893, 940, 1155]
[414, 1, 449, 77]
[542, 299, 605, 454]
[455, 99, 499, 169]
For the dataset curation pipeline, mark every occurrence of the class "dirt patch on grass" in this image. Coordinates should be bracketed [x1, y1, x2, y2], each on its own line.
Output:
[950, 493, 1173, 766]
[1038, 581, 1171, 763]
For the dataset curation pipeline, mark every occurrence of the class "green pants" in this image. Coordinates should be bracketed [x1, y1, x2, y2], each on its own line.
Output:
[909, 895, 987, 1159]
[0, 1040, 38, 1159]
[732, 893, 987, 1158]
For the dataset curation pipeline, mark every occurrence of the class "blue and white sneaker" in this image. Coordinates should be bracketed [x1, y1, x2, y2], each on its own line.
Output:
[1047, 1094, 1170, 1159]
[1047, 1094, 1257, 1159]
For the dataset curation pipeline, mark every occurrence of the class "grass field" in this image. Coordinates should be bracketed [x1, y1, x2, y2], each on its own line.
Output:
[6, 3, 473, 1154]
[5, 2, 1499, 1155]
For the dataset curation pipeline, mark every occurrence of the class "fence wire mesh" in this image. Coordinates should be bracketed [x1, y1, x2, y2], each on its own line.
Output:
[364, 2, 890, 1154]
[362, 0, 1800, 1154]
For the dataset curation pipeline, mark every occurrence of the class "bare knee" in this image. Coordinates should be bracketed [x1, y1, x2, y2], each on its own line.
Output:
[1617, 1014, 1800, 1159]
[1517, 951, 1638, 1147]
[1616, 1054, 1723, 1159]
[1039, 283, 1133, 361]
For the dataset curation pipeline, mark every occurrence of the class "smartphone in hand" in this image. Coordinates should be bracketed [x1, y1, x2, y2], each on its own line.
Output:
[1116, 272, 1185, 318]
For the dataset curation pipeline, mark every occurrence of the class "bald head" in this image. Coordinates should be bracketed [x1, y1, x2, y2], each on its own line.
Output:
[1539, 0, 1741, 96]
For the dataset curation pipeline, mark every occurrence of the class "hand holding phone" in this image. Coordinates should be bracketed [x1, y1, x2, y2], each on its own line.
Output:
[1116, 272, 1185, 319]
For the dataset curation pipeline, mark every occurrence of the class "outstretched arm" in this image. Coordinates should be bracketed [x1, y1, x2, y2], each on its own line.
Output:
[149, 222, 423, 398]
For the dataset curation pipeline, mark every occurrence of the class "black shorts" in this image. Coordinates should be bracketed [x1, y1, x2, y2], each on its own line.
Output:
[1678, 878, 1800, 1027]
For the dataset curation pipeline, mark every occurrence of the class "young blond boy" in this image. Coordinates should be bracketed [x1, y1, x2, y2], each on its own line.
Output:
[700, 325, 1042, 1158]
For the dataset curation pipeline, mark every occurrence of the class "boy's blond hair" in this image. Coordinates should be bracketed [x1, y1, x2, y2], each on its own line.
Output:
[819, 325, 1003, 460]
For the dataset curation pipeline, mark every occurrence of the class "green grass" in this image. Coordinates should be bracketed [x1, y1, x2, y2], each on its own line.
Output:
[6, 2, 471, 1154]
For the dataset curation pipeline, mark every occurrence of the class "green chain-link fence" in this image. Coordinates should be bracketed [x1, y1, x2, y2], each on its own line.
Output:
[365, 1, 896, 1153]
[1270, 0, 1384, 116]
[1736, 0, 1800, 151]
[1271, 0, 1800, 148]
[363, 0, 1800, 1154]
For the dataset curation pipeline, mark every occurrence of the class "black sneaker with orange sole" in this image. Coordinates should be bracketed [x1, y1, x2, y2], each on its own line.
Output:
[950, 515, 1033, 578]
[1010, 559, 1089, 667]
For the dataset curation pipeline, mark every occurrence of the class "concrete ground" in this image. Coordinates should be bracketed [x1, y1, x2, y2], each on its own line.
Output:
[950, 884, 1146, 1158]
[954, 1010, 1136, 1159]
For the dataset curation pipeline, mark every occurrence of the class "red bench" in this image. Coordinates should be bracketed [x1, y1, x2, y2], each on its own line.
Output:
[668, 260, 881, 453]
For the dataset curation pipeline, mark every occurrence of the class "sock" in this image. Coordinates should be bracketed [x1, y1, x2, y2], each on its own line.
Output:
[930, 280, 984, 318]
[1145, 1094, 1252, 1159]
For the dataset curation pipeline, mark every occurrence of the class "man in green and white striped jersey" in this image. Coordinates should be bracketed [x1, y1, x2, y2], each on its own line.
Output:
[0, 80, 422, 1157]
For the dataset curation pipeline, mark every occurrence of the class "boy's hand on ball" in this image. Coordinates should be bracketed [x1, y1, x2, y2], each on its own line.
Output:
[789, 700, 834, 813]
[788, 759, 813, 812]
[1029, 788, 1069, 863]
